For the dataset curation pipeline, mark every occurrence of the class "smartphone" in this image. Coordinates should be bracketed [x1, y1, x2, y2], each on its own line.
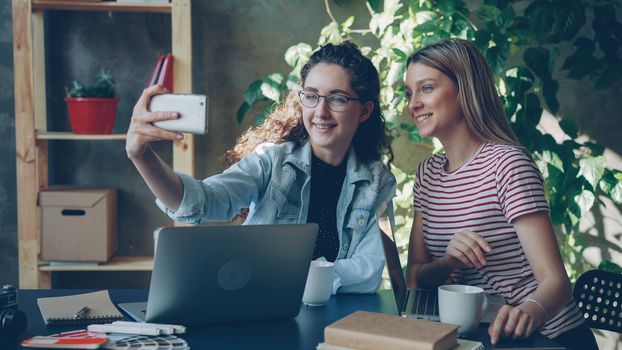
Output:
[150, 94, 208, 135]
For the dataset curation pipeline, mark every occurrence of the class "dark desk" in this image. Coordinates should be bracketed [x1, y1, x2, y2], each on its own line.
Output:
[1, 289, 563, 350]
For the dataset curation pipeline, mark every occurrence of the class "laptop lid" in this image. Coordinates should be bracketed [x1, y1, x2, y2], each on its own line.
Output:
[376, 201, 408, 313]
[142, 223, 318, 324]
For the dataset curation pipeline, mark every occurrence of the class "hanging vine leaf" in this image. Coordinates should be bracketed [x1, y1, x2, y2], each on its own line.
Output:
[485, 45, 507, 76]
[496, 6, 514, 29]
[366, 0, 382, 13]
[284, 43, 313, 68]
[523, 48, 550, 82]
[579, 156, 606, 190]
[559, 119, 579, 139]
[548, 0, 586, 43]
[525, 1, 555, 43]
[524, 93, 542, 126]
[477, 5, 501, 23]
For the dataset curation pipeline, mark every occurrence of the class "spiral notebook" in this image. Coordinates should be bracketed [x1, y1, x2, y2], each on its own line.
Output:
[37, 290, 124, 326]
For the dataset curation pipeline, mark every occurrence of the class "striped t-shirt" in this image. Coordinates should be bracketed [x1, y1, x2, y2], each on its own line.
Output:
[413, 143, 583, 338]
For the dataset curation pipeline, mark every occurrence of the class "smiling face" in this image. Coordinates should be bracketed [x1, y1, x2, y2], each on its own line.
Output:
[301, 63, 372, 165]
[404, 62, 463, 141]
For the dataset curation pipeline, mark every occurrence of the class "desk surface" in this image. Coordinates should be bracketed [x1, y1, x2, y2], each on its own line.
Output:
[1, 289, 563, 350]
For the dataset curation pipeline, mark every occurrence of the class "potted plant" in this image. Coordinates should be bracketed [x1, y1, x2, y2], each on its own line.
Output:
[65, 69, 119, 134]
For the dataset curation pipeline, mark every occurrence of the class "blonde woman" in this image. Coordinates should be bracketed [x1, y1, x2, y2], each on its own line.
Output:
[126, 42, 396, 294]
[404, 39, 596, 349]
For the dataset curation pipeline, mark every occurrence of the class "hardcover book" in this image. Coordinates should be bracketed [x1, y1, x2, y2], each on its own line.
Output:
[146, 53, 173, 92]
[323, 311, 459, 350]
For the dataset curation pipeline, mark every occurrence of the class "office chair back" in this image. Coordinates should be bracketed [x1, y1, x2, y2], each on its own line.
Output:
[573, 269, 622, 332]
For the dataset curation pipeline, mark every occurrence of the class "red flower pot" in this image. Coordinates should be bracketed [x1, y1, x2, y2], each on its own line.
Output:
[65, 97, 119, 134]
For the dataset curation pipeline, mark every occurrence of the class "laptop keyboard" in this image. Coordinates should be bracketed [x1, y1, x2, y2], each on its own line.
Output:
[411, 289, 438, 316]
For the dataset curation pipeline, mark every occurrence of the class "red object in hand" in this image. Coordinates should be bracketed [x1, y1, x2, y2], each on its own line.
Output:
[65, 97, 119, 134]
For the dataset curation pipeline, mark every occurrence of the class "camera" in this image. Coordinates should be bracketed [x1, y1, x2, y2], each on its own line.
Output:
[0, 285, 27, 339]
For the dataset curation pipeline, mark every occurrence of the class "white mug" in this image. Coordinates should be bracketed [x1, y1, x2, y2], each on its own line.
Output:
[302, 260, 335, 306]
[438, 284, 488, 335]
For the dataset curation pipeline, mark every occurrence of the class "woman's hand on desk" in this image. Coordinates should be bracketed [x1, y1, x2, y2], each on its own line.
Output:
[126, 85, 183, 159]
[488, 303, 546, 345]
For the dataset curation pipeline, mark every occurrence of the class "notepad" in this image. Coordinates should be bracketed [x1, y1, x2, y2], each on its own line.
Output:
[37, 290, 124, 326]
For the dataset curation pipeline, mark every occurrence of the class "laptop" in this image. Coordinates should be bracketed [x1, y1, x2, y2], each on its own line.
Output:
[376, 202, 505, 322]
[118, 223, 318, 324]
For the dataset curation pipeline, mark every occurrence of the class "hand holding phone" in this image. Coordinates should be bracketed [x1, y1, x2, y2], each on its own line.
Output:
[150, 94, 208, 135]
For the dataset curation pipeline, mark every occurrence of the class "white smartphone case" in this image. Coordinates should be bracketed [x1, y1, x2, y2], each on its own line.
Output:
[150, 94, 208, 135]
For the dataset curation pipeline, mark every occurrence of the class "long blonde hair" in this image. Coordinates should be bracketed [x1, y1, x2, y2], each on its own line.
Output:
[407, 39, 519, 146]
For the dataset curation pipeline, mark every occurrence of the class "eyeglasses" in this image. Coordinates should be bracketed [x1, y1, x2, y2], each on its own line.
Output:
[297, 90, 360, 112]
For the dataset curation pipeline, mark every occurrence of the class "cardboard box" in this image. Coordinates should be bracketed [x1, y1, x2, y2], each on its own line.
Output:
[39, 187, 117, 262]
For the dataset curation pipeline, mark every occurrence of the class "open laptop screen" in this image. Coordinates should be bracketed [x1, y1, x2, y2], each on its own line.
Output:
[376, 202, 408, 312]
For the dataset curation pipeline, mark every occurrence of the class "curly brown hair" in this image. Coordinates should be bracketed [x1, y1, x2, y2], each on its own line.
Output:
[221, 91, 304, 168]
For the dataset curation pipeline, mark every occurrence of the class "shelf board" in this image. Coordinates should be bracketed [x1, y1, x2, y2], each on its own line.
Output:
[32, 0, 172, 13]
[39, 256, 153, 271]
[36, 131, 127, 140]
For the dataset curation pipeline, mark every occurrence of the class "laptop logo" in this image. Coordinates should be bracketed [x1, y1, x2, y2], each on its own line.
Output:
[217, 260, 253, 291]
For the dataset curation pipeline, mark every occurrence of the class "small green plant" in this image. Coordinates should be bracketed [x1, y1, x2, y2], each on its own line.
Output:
[66, 69, 116, 98]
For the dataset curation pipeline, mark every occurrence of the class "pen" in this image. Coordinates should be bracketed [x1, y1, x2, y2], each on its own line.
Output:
[74, 306, 89, 319]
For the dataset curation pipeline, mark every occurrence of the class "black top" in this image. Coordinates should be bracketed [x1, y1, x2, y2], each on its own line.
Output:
[307, 153, 347, 262]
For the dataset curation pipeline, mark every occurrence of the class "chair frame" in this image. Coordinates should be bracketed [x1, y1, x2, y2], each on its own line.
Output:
[573, 269, 622, 333]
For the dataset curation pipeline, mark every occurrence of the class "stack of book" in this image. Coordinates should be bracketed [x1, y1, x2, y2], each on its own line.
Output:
[317, 311, 484, 350]
[147, 53, 173, 92]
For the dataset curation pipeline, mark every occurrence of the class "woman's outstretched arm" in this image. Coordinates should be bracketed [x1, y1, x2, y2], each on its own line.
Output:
[126, 85, 184, 211]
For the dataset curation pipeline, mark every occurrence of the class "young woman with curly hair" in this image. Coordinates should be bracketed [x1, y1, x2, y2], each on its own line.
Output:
[126, 41, 396, 294]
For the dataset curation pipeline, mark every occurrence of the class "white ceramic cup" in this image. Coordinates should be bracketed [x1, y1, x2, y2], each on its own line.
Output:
[302, 260, 335, 306]
[438, 284, 488, 335]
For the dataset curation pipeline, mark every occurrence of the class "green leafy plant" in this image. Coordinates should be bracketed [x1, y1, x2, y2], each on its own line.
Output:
[238, 0, 622, 280]
[66, 69, 116, 98]
[598, 260, 622, 274]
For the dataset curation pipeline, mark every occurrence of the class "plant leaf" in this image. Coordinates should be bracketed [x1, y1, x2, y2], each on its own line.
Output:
[524, 48, 550, 81]
[559, 119, 578, 139]
[579, 156, 606, 189]
[524, 93, 542, 126]
[485, 45, 507, 76]
[243, 80, 263, 105]
[367, 0, 382, 13]
[496, 6, 515, 28]
[260, 82, 281, 103]
[342, 16, 355, 30]
[477, 5, 502, 23]
[236, 103, 250, 124]
[284, 43, 313, 68]
[318, 22, 343, 46]
[575, 190, 595, 214]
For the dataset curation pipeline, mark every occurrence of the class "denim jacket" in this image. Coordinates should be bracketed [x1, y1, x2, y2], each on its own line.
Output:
[157, 141, 396, 294]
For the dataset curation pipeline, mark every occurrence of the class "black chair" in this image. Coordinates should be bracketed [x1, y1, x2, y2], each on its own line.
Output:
[573, 269, 622, 333]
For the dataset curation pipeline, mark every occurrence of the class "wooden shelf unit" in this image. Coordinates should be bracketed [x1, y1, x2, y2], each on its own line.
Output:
[13, 0, 194, 288]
